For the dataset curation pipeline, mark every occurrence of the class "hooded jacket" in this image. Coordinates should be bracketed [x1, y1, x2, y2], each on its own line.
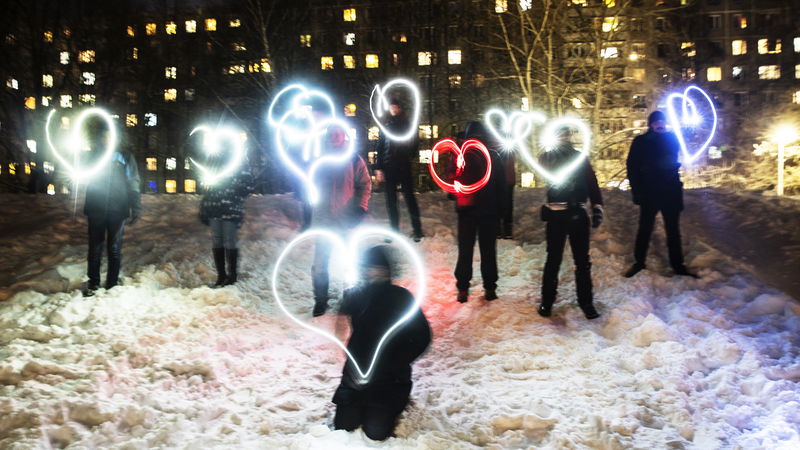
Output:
[83, 151, 141, 220]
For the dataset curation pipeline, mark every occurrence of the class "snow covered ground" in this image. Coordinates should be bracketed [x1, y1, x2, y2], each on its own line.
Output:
[1, 188, 799, 449]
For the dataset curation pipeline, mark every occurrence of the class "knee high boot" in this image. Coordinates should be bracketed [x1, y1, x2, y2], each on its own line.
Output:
[213, 248, 226, 286]
[575, 265, 599, 320]
[224, 248, 238, 285]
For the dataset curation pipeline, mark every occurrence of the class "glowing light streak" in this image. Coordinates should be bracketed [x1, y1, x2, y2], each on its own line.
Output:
[536, 117, 592, 185]
[369, 78, 421, 142]
[268, 84, 356, 204]
[271, 226, 426, 384]
[484, 108, 546, 152]
[45, 108, 117, 183]
[664, 85, 718, 164]
[428, 138, 492, 194]
[188, 125, 246, 186]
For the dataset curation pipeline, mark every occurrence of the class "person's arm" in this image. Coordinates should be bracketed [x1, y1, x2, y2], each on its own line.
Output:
[353, 156, 371, 212]
[125, 153, 142, 222]
[585, 161, 604, 228]
[626, 137, 643, 204]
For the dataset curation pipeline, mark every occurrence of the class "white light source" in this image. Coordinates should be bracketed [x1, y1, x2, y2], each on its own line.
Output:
[664, 85, 718, 164]
[45, 108, 118, 183]
[369, 79, 421, 142]
[188, 125, 246, 186]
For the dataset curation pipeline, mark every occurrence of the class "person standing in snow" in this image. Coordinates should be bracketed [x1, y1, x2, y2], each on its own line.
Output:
[311, 127, 372, 316]
[624, 110, 696, 278]
[82, 128, 141, 297]
[452, 121, 507, 303]
[373, 100, 424, 242]
[537, 126, 604, 319]
[199, 162, 254, 287]
[332, 245, 431, 441]
[497, 147, 516, 239]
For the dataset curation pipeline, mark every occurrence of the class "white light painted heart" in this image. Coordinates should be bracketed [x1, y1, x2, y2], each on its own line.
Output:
[664, 85, 718, 164]
[268, 84, 355, 204]
[271, 226, 426, 384]
[45, 108, 118, 183]
[428, 138, 493, 194]
[484, 108, 545, 152]
[188, 125, 246, 186]
[369, 78, 421, 142]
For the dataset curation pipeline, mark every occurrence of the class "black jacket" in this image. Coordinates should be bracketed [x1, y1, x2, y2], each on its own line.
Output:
[626, 130, 683, 208]
[538, 143, 603, 206]
[199, 167, 254, 224]
[451, 122, 507, 216]
[83, 151, 141, 220]
[374, 114, 419, 177]
[336, 282, 431, 394]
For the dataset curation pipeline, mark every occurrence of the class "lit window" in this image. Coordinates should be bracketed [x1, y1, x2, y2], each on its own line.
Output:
[495, 0, 508, 13]
[185, 179, 197, 193]
[758, 65, 780, 80]
[60, 117, 70, 129]
[419, 125, 438, 139]
[795, 64, 800, 79]
[186, 20, 197, 33]
[229, 18, 241, 28]
[144, 113, 157, 126]
[795, 37, 800, 53]
[520, 172, 534, 188]
[166, 157, 177, 170]
[44, 31, 53, 42]
[164, 88, 177, 102]
[602, 17, 619, 32]
[448, 49, 462, 65]
[600, 46, 619, 58]
[393, 33, 408, 43]
[418, 51, 432, 66]
[419, 149, 435, 164]
[365, 54, 379, 68]
[520, 0, 532, 11]
[41, 96, 52, 106]
[392, 53, 399, 65]
[448, 74, 461, 87]
[165, 66, 177, 79]
[162, 22, 176, 36]
[146, 158, 157, 170]
[345, 32, 356, 45]
[44, 162, 55, 174]
[47, 184, 56, 195]
[233, 42, 246, 51]
[343, 55, 356, 69]
[79, 94, 95, 105]
[27, 140, 37, 153]
[343, 8, 356, 21]
[732, 66, 743, 80]
[731, 40, 747, 55]
[793, 91, 800, 104]
[24, 97, 36, 109]
[604, 0, 615, 6]
[6, 78, 18, 89]
[226, 64, 245, 74]
[368, 126, 380, 141]
[146, 23, 157, 35]
[758, 38, 782, 54]
[248, 58, 271, 73]
[344, 104, 356, 116]
[9, 164, 16, 175]
[205, 18, 217, 31]
[300, 34, 311, 47]
[734, 14, 747, 29]
[521, 97, 529, 111]
[62, 28, 71, 37]
[60, 52, 69, 64]
[42, 74, 53, 87]
[706, 67, 722, 82]
[60, 95, 72, 108]
[78, 50, 95, 63]
[126, 114, 137, 127]
[126, 26, 135, 37]
[81, 72, 95, 85]
[632, 68, 646, 82]
[681, 42, 696, 57]
[571, 98, 582, 109]
[24, 163, 31, 175]
[321, 56, 334, 70]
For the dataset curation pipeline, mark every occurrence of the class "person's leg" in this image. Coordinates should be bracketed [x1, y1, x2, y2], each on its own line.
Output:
[312, 237, 332, 315]
[361, 407, 402, 441]
[454, 214, 477, 299]
[568, 210, 598, 319]
[477, 215, 499, 297]
[223, 220, 239, 285]
[502, 185, 514, 238]
[104, 216, 126, 289]
[383, 174, 400, 232]
[398, 171, 423, 238]
[540, 214, 568, 315]
[333, 402, 364, 432]
[210, 218, 226, 285]
[661, 205, 685, 271]
[632, 203, 659, 268]
[86, 217, 106, 289]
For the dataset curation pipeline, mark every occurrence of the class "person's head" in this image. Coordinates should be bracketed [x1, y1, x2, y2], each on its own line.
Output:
[648, 110, 667, 133]
[555, 126, 573, 143]
[389, 99, 402, 117]
[359, 245, 393, 284]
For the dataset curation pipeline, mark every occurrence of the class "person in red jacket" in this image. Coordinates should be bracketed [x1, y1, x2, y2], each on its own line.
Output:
[537, 127, 604, 319]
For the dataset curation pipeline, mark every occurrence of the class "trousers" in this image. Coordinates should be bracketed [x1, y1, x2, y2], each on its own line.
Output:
[87, 215, 126, 287]
[541, 208, 592, 306]
[633, 202, 684, 269]
[384, 170, 422, 236]
[454, 214, 498, 291]
[209, 218, 239, 249]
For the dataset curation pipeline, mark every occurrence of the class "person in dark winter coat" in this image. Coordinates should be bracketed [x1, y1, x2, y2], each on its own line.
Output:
[199, 162, 254, 286]
[333, 245, 431, 441]
[82, 131, 141, 297]
[537, 127, 604, 319]
[311, 128, 372, 316]
[624, 110, 696, 278]
[374, 101, 424, 241]
[498, 149, 516, 239]
[452, 121, 507, 303]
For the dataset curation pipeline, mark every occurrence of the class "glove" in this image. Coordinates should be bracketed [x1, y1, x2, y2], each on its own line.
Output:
[591, 205, 604, 228]
[128, 211, 140, 225]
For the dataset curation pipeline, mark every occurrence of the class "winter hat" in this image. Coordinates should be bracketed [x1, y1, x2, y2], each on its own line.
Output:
[361, 245, 392, 269]
[648, 110, 666, 125]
